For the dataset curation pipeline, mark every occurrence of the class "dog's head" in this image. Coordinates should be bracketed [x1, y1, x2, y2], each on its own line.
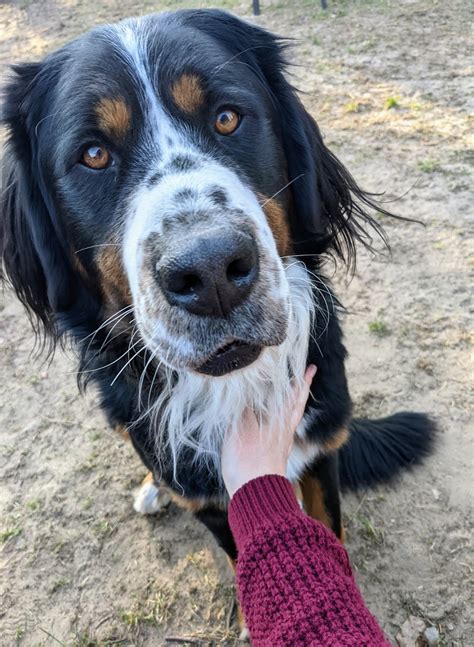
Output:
[1, 10, 384, 377]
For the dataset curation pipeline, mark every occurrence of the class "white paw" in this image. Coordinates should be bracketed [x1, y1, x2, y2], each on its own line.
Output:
[133, 481, 171, 515]
[238, 627, 250, 642]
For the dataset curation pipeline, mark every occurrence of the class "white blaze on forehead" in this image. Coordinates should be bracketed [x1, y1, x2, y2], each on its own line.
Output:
[109, 20, 180, 149]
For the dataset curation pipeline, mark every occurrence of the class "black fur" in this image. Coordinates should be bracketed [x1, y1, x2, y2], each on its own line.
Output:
[1, 10, 436, 537]
[195, 507, 237, 561]
[339, 413, 438, 491]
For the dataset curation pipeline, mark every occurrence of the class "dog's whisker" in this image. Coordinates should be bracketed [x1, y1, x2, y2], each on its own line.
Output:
[259, 174, 305, 207]
[74, 243, 121, 254]
[111, 343, 148, 386]
[138, 346, 159, 410]
[211, 45, 274, 76]
[147, 355, 164, 412]
[80, 305, 133, 345]
[98, 314, 136, 355]
[71, 335, 141, 377]
[34, 110, 62, 136]
[80, 307, 135, 371]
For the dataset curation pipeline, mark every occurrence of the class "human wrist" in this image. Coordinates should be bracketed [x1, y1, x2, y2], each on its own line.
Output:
[228, 474, 303, 548]
[225, 465, 287, 498]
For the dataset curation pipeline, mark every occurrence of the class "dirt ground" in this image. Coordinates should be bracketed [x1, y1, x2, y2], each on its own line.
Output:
[0, 0, 472, 645]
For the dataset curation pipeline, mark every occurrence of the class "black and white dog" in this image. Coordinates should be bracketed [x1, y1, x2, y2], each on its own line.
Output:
[1, 7, 435, 606]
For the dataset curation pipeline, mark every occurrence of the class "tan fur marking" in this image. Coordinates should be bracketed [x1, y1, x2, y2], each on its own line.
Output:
[227, 557, 247, 634]
[300, 474, 333, 532]
[171, 73, 204, 114]
[115, 424, 130, 441]
[142, 471, 154, 486]
[96, 245, 131, 307]
[95, 98, 131, 139]
[323, 427, 350, 453]
[72, 254, 91, 285]
[260, 196, 293, 256]
[165, 489, 211, 514]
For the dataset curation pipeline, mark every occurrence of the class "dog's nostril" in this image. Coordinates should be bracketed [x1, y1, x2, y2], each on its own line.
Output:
[226, 257, 253, 282]
[170, 272, 202, 296]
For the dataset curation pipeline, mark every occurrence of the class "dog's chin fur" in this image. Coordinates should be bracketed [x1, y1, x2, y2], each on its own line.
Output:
[148, 260, 314, 483]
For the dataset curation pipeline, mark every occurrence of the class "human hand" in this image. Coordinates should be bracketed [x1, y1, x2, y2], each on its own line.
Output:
[221, 365, 317, 498]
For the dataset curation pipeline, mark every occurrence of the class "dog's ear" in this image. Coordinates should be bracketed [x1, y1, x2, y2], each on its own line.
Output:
[183, 10, 389, 266]
[272, 86, 390, 266]
[1, 61, 89, 342]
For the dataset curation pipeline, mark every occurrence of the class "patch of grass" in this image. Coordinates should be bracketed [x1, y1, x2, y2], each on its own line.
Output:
[26, 498, 41, 512]
[384, 96, 399, 110]
[92, 520, 115, 538]
[418, 159, 441, 173]
[0, 443, 16, 457]
[1, 527, 22, 543]
[82, 496, 93, 510]
[356, 514, 384, 545]
[368, 320, 391, 337]
[78, 449, 99, 473]
[409, 100, 424, 111]
[65, 629, 117, 647]
[344, 100, 363, 113]
[121, 585, 178, 628]
[15, 627, 25, 645]
[311, 35, 321, 46]
[50, 577, 70, 594]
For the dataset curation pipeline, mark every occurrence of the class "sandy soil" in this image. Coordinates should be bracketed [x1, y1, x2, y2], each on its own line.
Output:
[0, 0, 472, 645]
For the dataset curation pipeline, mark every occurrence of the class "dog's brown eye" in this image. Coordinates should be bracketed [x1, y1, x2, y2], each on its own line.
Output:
[81, 144, 111, 170]
[214, 109, 240, 135]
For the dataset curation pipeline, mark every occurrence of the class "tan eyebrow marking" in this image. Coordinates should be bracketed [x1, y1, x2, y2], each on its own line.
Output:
[171, 73, 205, 114]
[95, 97, 131, 139]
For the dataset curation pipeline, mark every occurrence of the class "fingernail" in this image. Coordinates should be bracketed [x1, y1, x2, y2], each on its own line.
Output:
[308, 364, 317, 378]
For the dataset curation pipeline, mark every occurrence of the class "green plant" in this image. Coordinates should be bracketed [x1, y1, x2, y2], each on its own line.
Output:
[385, 96, 399, 109]
[417, 159, 441, 173]
[368, 320, 391, 337]
[1, 527, 22, 542]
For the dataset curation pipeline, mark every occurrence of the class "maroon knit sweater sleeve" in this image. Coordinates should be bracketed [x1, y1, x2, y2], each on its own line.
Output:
[228, 475, 392, 646]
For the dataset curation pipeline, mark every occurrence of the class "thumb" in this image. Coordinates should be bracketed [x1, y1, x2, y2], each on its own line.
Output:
[289, 364, 317, 431]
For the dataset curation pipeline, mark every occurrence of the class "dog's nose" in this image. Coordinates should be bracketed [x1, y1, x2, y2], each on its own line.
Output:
[158, 231, 258, 316]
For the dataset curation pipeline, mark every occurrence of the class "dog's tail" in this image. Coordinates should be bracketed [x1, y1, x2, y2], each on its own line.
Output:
[338, 412, 437, 490]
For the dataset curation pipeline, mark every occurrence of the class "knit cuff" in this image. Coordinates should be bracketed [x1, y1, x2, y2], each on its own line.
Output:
[228, 474, 303, 549]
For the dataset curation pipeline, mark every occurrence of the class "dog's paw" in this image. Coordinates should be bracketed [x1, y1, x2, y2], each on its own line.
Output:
[238, 627, 250, 642]
[133, 480, 171, 515]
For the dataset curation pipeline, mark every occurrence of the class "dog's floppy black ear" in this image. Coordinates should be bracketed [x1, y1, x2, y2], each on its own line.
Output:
[274, 88, 389, 266]
[1, 62, 86, 342]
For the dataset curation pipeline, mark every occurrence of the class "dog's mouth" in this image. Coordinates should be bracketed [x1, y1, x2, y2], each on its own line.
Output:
[195, 340, 263, 377]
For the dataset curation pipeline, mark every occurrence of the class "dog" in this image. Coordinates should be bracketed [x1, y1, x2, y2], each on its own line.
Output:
[1, 8, 436, 634]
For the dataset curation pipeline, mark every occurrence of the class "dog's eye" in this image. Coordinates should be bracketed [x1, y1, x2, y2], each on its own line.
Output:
[81, 144, 112, 170]
[214, 109, 241, 135]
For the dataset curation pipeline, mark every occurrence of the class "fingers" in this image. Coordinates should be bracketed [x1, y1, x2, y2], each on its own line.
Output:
[289, 364, 317, 432]
[305, 364, 317, 385]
